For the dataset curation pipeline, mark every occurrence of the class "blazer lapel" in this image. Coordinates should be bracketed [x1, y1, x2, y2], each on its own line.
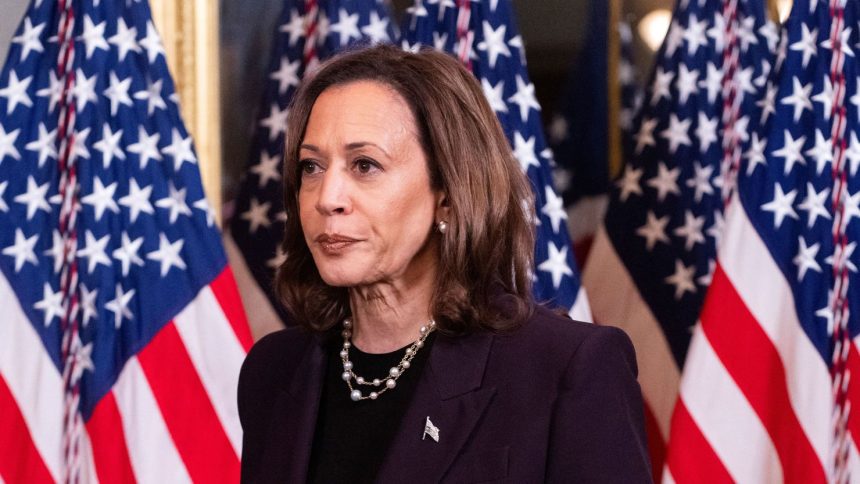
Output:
[377, 331, 496, 482]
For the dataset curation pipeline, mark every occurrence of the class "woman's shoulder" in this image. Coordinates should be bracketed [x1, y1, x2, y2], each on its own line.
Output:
[240, 325, 318, 391]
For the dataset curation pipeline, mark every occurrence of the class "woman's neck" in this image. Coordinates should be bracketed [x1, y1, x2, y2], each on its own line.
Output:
[347, 278, 435, 354]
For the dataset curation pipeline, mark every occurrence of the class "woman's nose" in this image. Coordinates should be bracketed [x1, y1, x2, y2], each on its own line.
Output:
[315, 168, 352, 215]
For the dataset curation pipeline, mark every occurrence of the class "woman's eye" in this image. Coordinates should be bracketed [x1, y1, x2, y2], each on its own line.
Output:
[299, 160, 320, 176]
[354, 158, 379, 175]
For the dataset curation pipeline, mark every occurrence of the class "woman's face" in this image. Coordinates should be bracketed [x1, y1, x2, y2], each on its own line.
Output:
[298, 80, 444, 289]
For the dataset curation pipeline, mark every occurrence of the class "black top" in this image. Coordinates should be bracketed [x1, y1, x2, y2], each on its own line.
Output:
[307, 332, 436, 484]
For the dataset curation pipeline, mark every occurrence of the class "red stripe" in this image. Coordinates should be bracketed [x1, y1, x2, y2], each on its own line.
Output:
[0, 374, 54, 484]
[86, 392, 136, 484]
[665, 398, 734, 483]
[643, 402, 665, 483]
[210, 267, 253, 351]
[701, 265, 826, 484]
[846, 343, 860, 449]
[137, 323, 240, 484]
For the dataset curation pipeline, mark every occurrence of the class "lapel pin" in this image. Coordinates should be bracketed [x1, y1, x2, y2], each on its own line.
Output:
[423, 416, 440, 442]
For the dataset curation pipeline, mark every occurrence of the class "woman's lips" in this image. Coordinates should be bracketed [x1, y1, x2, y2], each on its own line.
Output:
[316, 234, 361, 254]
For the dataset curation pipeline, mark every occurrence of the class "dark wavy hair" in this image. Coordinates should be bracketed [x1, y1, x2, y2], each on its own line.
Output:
[275, 44, 535, 335]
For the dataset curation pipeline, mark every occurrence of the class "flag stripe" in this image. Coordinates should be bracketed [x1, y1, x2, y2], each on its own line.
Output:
[209, 267, 254, 351]
[664, 398, 733, 484]
[86, 392, 136, 484]
[847, 342, 860, 453]
[0, 374, 54, 484]
[702, 265, 827, 484]
[137, 322, 241, 484]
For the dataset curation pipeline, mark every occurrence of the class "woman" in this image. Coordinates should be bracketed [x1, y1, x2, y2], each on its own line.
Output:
[238, 45, 651, 483]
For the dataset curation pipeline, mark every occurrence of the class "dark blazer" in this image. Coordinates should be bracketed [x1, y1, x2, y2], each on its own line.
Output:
[238, 306, 652, 483]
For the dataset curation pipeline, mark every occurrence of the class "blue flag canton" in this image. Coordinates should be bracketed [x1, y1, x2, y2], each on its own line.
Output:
[0, 0, 225, 419]
[229, 0, 396, 319]
[402, 0, 582, 313]
[738, 0, 860, 362]
[604, 0, 776, 366]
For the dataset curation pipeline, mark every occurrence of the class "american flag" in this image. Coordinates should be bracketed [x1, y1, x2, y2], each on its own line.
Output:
[580, 0, 776, 478]
[0, 0, 253, 482]
[666, 0, 860, 481]
[401, 0, 591, 321]
[227, 0, 397, 333]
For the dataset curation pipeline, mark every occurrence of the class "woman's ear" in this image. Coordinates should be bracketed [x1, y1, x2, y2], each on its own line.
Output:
[435, 191, 451, 221]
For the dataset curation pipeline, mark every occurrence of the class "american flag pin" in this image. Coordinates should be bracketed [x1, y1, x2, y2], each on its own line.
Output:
[423, 416, 440, 442]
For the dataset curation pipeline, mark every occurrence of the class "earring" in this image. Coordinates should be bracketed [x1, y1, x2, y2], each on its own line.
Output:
[437, 221, 448, 234]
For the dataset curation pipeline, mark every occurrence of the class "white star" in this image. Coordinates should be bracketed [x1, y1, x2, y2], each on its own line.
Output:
[634, 117, 658, 154]
[139, 21, 165, 63]
[821, 26, 854, 57]
[698, 62, 722, 105]
[676, 64, 700, 105]
[852, 76, 860, 121]
[790, 24, 818, 68]
[432, 31, 449, 51]
[133, 78, 166, 115]
[0, 181, 7, 213]
[71, 126, 91, 161]
[507, 76, 539, 123]
[683, 14, 708, 55]
[816, 290, 836, 335]
[330, 8, 361, 45]
[108, 18, 141, 62]
[260, 103, 289, 142]
[773, 130, 807, 175]
[686, 161, 715, 203]
[113, 232, 144, 277]
[759, 21, 780, 52]
[77, 230, 111, 274]
[104, 72, 133, 116]
[847, 132, 860, 176]
[361, 11, 390, 44]
[793, 236, 822, 281]
[825, 241, 858, 274]
[71, 68, 98, 112]
[481, 79, 507, 114]
[0, 124, 21, 165]
[3, 229, 38, 272]
[155, 181, 192, 224]
[128, 126, 162, 169]
[674, 210, 706, 250]
[537, 242, 573, 289]
[251, 151, 282, 188]
[805, 129, 832, 175]
[840, 191, 860, 231]
[797, 183, 831, 229]
[68, 334, 94, 385]
[637, 211, 670, 251]
[33, 283, 63, 327]
[540, 187, 567, 234]
[812, 75, 835, 120]
[617, 165, 643, 202]
[737, 16, 759, 52]
[147, 233, 186, 277]
[757, 82, 778, 124]
[706, 12, 726, 52]
[105, 283, 135, 328]
[78, 16, 108, 59]
[43, 230, 63, 273]
[707, 210, 725, 247]
[93, 123, 125, 169]
[270, 57, 301, 95]
[14, 176, 51, 220]
[193, 197, 216, 227]
[13, 17, 46, 61]
[761, 183, 799, 229]
[79, 284, 98, 328]
[0, 71, 33, 114]
[477, 21, 511, 69]
[782, 77, 813, 122]
[697, 259, 716, 287]
[24, 123, 57, 168]
[665, 260, 697, 299]
[745, 133, 768, 175]
[647, 162, 681, 202]
[162, 128, 197, 171]
[36, 70, 62, 112]
[279, 10, 305, 46]
[695, 113, 718, 153]
[267, 246, 287, 269]
[512, 132, 539, 173]
[660, 114, 692, 154]
[242, 198, 272, 234]
[735, 66, 756, 100]
[650, 67, 674, 105]
[664, 21, 684, 56]
[81, 177, 120, 221]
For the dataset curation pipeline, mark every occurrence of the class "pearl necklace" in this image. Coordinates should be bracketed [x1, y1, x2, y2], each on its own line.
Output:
[340, 318, 436, 401]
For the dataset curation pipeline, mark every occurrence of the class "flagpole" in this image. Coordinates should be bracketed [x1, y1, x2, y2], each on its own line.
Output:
[607, 0, 622, 180]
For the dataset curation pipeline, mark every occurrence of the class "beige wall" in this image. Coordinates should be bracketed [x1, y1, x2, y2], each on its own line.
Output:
[0, 0, 29, 63]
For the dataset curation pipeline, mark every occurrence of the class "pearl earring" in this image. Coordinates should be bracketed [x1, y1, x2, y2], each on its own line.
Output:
[437, 221, 448, 234]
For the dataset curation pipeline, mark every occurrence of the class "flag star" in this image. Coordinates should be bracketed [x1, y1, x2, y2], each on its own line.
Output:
[330, 8, 361, 45]
[316, 12, 331, 43]
[242, 198, 272, 234]
[78, 16, 108, 59]
[33, 283, 63, 327]
[401, 39, 421, 53]
[673, 210, 706, 250]
[113, 232, 144, 277]
[507, 76, 539, 123]
[647, 162, 681, 202]
[699, 62, 722, 105]
[68, 335, 95, 385]
[105, 283, 135, 328]
[72, 68, 98, 112]
[71, 126, 92, 161]
[737, 16, 759, 52]
[687, 161, 715, 203]
[147, 234, 187, 277]
[155, 182, 192, 224]
[3, 229, 38, 272]
[193, 197, 216, 227]
[816, 290, 836, 335]
[0, 181, 7, 213]
[512, 132, 539, 173]
[847, 132, 860, 176]
[270, 57, 301, 95]
[759, 21, 780, 52]
[481, 79, 507, 114]
[637, 211, 670, 251]
[821, 26, 854, 57]
[761, 183, 799, 229]
[133, 78, 167, 115]
[14, 176, 51, 220]
[773, 130, 807, 175]
[650, 67, 674, 105]
[682, 14, 708, 55]
[25, 123, 57, 168]
[695, 113, 718, 153]
[664, 21, 684, 56]
[361, 11, 390, 44]
[93, 124, 125, 169]
[139, 21, 165, 63]
[279, 10, 305, 46]
[660, 114, 692, 154]
[36, 69, 62, 112]
[260, 103, 289, 142]
[108, 18, 141, 62]
[735, 66, 756, 99]
[744, 133, 768, 175]
[81, 177, 120, 221]
[0, 71, 33, 114]
[676, 64, 699, 104]
[432, 31, 449, 51]
[841, 191, 860, 230]
[251, 151, 282, 188]
[825, 241, 858, 273]
[697, 259, 716, 287]
[790, 24, 818, 68]
[128, 126, 162, 169]
[477, 21, 511, 69]
[406, 2, 428, 29]
[781, 77, 813, 122]
[537, 242, 573, 289]
[634, 117, 658, 154]
[104, 72, 133, 116]
[77, 230, 111, 274]
[13, 17, 46, 60]
[540, 187, 567, 234]
[665, 260, 697, 299]
[852, 77, 860, 121]
[754, 59, 772, 88]
[805, 129, 832, 175]
[162, 128, 197, 171]
[707, 210, 725, 247]
[812, 75, 835, 119]
[706, 12, 726, 52]
[267, 246, 287, 269]
[797, 183, 831, 229]
[44, 230, 63, 273]
[756, 82, 778, 124]
[617, 165, 643, 202]
[79, 284, 98, 328]
[0, 124, 21, 165]
[118, 179, 154, 223]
